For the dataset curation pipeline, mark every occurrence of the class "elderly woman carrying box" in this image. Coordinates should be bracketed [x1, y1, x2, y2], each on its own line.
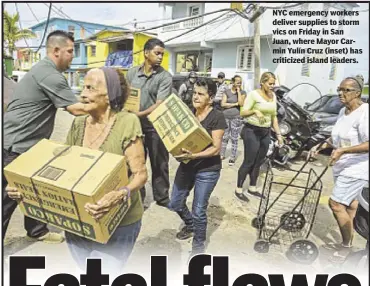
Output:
[7, 67, 148, 275]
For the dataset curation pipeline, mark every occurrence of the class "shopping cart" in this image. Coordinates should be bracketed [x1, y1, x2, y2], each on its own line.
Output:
[252, 150, 329, 264]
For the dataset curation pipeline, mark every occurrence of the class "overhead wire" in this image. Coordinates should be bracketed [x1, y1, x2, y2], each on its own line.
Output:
[26, 3, 40, 23]
[163, 10, 231, 45]
[133, 8, 249, 33]
[154, 13, 237, 73]
[43, 3, 103, 36]
[170, 12, 236, 44]
[70, 10, 235, 66]
[14, 6, 250, 66]
[162, 12, 234, 35]
[206, 15, 240, 41]
[117, 16, 176, 27]
[14, 3, 30, 49]
[40, 5, 248, 41]
[35, 3, 52, 53]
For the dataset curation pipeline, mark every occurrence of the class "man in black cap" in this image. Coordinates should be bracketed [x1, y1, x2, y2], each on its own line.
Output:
[214, 72, 227, 111]
[178, 71, 197, 109]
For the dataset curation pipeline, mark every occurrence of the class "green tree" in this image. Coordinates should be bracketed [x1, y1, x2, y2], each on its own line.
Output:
[3, 11, 36, 56]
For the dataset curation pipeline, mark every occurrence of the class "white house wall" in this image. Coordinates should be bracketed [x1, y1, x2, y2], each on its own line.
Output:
[211, 39, 277, 91]
[276, 62, 345, 95]
[159, 4, 256, 45]
[172, 3, 189, 19]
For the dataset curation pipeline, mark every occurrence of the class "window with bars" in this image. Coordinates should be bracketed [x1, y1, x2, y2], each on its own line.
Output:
[329, 61, 337, 80]
[189, 5, 200, 16]
[301, 61, 310, 77]
[237, 46, 254, 71]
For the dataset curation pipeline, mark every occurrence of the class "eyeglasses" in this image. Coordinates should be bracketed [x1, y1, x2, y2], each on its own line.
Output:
[337, 88, 359, 94]
[218, 76, 224, 79]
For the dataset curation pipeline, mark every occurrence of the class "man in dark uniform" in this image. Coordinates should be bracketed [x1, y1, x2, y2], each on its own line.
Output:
[126, 38, 173, 207]
[178, 71, 197, 109]
[3, 30, 86, 242]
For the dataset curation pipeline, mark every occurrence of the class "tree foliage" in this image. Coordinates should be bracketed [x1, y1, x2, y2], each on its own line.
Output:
[3, 11, 36, 56]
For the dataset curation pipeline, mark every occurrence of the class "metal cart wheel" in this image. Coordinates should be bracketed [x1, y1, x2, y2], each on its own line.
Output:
[286, 239, 319, 264]
[252, 216, 265, 229]
[254, 240, 270, 253]
[280, 211, 306, 232]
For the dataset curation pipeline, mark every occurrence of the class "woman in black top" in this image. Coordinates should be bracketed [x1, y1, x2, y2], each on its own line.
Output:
[168, 78, 227, 256]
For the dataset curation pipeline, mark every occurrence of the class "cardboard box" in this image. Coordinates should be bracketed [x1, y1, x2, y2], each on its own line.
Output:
[4, 139, 131, 244]
[124, 87, 141, 112]
[148, 94, 213, 162]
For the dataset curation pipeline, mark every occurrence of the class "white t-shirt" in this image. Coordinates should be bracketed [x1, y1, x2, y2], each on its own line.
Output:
[331, 103, 369, 180]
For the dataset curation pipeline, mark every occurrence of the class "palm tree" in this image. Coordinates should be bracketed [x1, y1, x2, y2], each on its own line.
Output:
[3, 11, 36, 56]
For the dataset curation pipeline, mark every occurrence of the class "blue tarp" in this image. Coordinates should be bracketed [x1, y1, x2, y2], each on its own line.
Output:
[105, 50, 133, 68]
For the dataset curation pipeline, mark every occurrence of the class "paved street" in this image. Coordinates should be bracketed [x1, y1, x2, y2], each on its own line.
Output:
[3, 109, 367, 282]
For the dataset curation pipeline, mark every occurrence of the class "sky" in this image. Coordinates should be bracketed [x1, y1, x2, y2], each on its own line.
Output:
[3, 2, 369, 81]
[3, 2, 161, 30]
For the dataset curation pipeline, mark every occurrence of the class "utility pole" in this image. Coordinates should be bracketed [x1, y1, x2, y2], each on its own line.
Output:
[253, 4, 261, 89]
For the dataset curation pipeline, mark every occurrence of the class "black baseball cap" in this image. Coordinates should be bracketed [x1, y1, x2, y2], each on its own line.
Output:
[217, 72, 225, 78]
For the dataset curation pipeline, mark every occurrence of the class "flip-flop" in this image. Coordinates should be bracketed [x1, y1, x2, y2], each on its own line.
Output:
[329, 251, 349, 264]
[322, 242, 352, 251]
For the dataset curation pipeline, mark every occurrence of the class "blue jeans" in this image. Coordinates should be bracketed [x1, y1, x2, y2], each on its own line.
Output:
[65, 220, 141, 276]
[169, 166, 221, 251]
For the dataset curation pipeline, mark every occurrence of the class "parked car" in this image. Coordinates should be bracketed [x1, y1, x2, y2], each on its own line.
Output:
[304, 94, 369, 135]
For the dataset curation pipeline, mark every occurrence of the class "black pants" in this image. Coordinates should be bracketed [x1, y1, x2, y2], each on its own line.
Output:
[140, 118, 170, 205]
[237, 124, 270, 188]
[3, 149, 49, 239]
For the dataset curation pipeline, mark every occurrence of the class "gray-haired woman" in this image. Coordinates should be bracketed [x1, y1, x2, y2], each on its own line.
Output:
[309, 75, 369, 263]
[7, 67, 148, 275]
